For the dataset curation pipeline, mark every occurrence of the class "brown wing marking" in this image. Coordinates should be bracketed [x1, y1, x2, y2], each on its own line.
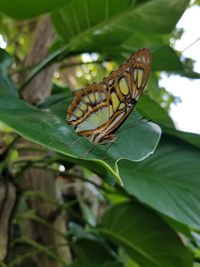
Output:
[67, 83, 109, 127]
[66, 48, 151, 144]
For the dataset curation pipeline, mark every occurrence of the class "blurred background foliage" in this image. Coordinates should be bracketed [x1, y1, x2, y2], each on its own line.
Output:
[0, 1, 200, 267]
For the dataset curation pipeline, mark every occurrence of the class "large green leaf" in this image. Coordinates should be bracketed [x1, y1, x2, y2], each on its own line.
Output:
[100, 202, 192, 267]
[0, 0, 74, 19]
[26, 0, 189, 92]
[51, 0, 188, 52]
[0, 48, 18, 97]
[152, 45, 183, 71]
[0, 93, 161, 182]
[0, 48, 160, 183]
[136, 94, 175, 128]
[23, 0, 189, 89]
[118, 135, 200, 230]
[162, 126, 200, 149]
[69, 262, 122, 267]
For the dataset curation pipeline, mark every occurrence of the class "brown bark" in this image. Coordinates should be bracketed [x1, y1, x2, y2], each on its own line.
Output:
[21, 15, 57, 104]
[22, 169, 71, 266]
[0, 174, 17, 261]
[19, 15, 71, 266]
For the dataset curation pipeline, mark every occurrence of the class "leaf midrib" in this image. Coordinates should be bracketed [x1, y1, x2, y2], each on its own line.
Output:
[99, 229, 162, 267]
[60, 0, 146, 50]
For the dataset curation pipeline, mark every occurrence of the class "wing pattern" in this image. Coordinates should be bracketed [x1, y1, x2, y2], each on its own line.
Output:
[67, 48, 151, 144]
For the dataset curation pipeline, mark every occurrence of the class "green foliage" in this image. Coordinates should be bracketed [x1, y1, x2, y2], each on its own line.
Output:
[0, 0, 199, 267]
[119, 135, 200, 229]
[0, 48, 18, 96]
[0, 92, 161, 181]
[101, 202, 192, 267]
[0, 0, 74, 19]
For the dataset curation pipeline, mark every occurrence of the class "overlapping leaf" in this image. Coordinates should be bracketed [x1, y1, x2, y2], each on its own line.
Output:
[52, 0, 189, 52]
[119, 135, 200, 230]
[0, 0, 74, 19]
[101, 202, 192, 267]
[0, 92, 161, 181]
[0, 44, 161, 183]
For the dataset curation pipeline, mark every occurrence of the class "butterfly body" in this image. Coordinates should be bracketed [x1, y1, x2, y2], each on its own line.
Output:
[67, 48, 151, 144]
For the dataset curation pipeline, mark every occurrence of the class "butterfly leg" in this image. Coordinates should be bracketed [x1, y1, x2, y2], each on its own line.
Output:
[117, 116, 150, 134]
[61, 136, 83, 147]
[100, 142, 114, 160]
[79, 143, 98, 159]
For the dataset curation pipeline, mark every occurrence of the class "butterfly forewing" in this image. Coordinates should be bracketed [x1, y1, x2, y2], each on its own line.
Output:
[67, 48, 151, 144]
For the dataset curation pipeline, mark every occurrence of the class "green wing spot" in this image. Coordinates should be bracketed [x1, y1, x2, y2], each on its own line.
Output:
[119, 102, 126, 110]
[111, 92, 120, 111]
[109, 105, 113, 117]
[79, 101, 87, 111]
[119, 77, 129, 95]
[75, 107, 109, 133]
[137, 69, 144, 88]
[95, 92, 101, 103]
[89, 93, 95, 104]
[73, 108, 83, 118]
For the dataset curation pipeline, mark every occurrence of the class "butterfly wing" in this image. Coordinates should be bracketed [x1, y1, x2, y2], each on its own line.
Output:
[67, 83, 111, 142]
[67, 48, 151, 144]
[97, 48, 151, 139]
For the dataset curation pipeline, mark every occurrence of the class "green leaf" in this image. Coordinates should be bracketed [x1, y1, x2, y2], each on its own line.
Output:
[136, 94, 200, 149]
[162, 126, 200, 149]
[116, 33, 165, 55]
[152, 45, 183, 71]
[111, 45, 184, 73]
[24, 0, 189, 89]
[137, 94, 175, 128]
[51, 0, 188, 52]
[0, 0, 74, 19]
[68, 262, 122, 267]
[101, 202, 192, 267]
[72, 238, 114, 263]
[0, 93, 161, 182]
[118, 135, 200, 230]
[0, 48, 18, 97]
[173, 70, 200, 79]
[119, 248, 141, 267]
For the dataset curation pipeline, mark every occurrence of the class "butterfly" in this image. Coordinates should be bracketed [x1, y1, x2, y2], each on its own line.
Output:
[67, 48, 151, 145]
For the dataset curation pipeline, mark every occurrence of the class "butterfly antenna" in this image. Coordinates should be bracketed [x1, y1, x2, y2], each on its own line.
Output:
[100, 142, 113, 160]
[79, 143, 98, 159]
[62, 136, 83, 147]
[117, 116, 148, 134]
[181, 36, 200, 52]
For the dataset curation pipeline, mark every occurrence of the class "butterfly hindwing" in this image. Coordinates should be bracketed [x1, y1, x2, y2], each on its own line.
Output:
[67, 83, 111, 142]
